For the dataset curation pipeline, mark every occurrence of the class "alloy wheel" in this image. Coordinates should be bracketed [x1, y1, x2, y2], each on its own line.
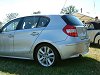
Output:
[37, 46, 55, 67]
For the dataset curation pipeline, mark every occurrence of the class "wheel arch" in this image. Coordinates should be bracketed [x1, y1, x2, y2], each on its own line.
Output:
[94, 32, 100, 44]
[33, 42, 61, 60]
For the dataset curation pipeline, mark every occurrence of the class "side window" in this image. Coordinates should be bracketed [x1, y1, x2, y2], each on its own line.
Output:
[94, 23, 100, 29]
[86, 22, 100, 30]
[22, 16, 39, 29]
[3, 19, 20, 32]
[37, 17, 50, 28]
[87, 23, 94, 30]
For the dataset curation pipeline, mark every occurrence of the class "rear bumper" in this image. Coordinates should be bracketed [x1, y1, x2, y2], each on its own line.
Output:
[54, 39, 90, 59]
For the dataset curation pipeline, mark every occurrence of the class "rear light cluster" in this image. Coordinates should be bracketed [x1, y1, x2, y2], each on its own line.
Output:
[63, 25, 78, 37]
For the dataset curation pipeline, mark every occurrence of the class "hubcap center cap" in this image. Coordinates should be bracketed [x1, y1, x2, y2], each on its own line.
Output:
[43, 53, 48, 58]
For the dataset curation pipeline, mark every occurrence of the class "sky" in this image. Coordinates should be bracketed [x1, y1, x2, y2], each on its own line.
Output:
[0, 0, 100, 22]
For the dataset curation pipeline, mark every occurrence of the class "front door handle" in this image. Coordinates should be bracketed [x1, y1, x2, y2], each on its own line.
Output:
[8, 34, 14, 38]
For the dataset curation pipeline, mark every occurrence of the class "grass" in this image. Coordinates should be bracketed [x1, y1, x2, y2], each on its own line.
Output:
[0, 44, 100, 75]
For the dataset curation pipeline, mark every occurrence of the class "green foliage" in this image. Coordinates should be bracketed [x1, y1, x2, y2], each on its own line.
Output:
[0, 47, 99, 75]
[61, 5, 78, 14]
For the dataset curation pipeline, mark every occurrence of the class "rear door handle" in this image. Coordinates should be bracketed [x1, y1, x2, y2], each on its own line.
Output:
[31, 32, 39, 36]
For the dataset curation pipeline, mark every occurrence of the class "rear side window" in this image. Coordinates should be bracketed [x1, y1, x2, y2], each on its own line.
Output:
[37, 17, 50, 28]
[61, 15, 83, 26]
[87, 23, 94, 30]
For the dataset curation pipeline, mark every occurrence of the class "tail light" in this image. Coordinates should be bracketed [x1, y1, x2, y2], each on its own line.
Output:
[63, 25, 78, 37]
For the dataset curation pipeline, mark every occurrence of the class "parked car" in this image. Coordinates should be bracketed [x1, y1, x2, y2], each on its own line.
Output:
[87, 22, 100, 45]
[0, 15, 90, 67]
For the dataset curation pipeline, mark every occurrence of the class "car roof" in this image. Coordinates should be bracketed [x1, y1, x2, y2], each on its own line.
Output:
[13, 14, 73, 19]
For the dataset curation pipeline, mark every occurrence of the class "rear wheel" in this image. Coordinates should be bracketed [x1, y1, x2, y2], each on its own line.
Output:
[34, 43, 59, 67]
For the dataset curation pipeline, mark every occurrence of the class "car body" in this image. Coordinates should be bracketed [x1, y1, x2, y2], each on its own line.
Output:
[0, 15, 90, 67]
[87, 21, 100, 45]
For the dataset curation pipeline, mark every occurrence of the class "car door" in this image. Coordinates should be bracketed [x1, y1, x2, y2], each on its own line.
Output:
[0, 19, 20, 56]
[87, 22, 100, 43]
[87, 23, 95, 43]
[13, 16, 50, 58]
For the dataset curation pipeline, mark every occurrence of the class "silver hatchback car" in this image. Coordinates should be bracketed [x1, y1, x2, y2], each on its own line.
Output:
[0, 15, 90, 67]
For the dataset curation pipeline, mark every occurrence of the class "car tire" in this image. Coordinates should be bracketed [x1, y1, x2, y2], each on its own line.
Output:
[78, 54, 83, 58]
[34, 43, 60, 67]
[98, 40, 100, 45]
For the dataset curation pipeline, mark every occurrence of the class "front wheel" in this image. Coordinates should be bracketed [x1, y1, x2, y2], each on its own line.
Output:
[34, 43, 59, 67]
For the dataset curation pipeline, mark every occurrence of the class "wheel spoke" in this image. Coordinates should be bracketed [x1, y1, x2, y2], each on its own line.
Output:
[39, 49, 45, 54]
[38, 52, 43, 56]
[48, 53, 54, 56]
[39, 56, 44, 61]
[47, 58, 52, 65]
[46, 58, 49, 66]
[47, 47, 50, 53]
[41, 58, 46, 63]
[49, 56, 54, 59]
[44, 46, 47, 53]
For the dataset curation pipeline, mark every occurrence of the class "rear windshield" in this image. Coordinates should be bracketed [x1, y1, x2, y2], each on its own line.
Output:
[61, 15, 83, 26]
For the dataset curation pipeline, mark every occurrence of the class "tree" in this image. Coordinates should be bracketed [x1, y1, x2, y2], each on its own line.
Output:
[61, 5, 78, 14]
[33, 11, 41, 14]
[6, 13, 19, 22]
[0, 21, 2, 28]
